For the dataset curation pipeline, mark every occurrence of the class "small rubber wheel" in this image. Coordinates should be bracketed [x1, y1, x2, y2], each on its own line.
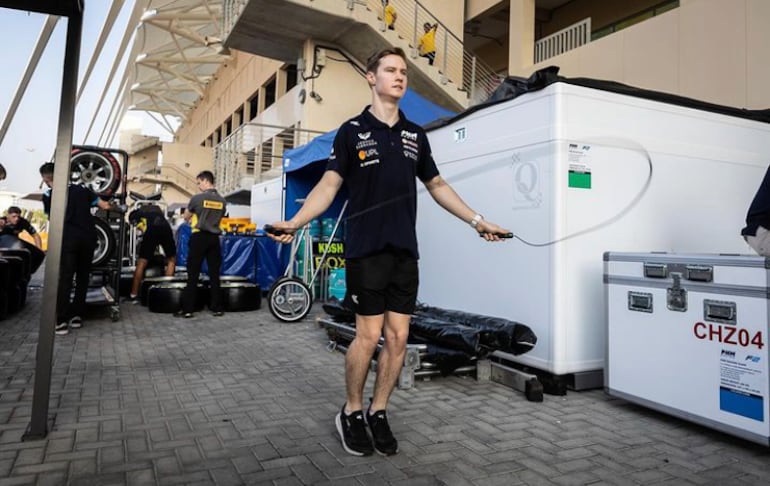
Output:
[267, 276, 312, 322]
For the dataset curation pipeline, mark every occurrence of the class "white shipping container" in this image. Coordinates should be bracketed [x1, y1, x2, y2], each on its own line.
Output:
[417, 82, 769, 380]
[250, 177, 282, 226]
[605, 252, 770, 445]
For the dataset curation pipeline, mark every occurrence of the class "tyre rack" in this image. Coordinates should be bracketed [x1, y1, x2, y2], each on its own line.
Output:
[74, 145, 129, 322]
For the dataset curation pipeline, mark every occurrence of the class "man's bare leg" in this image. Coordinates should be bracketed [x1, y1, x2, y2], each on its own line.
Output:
[345, 313, 385, 412]
[371, 311, 410, 412]
[165, 256, 176, 276]
[130, 258, 149, 297]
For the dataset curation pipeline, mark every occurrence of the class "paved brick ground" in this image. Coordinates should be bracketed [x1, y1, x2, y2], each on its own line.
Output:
[2, 283, 770, 485]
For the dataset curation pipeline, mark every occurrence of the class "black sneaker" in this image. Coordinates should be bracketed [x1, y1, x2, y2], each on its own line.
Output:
[69, 316, 83, 329]
[174, 310, 193, 318]
[335, 405, 374, 456]
[365, 408, 398, 455]
[55, 322, 69, 336]
[212, 311, 224, 317]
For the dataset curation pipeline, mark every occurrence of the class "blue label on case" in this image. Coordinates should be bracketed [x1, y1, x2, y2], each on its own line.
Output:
[720, 387, 763, 421]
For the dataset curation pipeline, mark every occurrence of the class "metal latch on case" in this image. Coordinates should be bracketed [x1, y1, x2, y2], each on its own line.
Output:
[703, 299, 736, 324]
[686, 265, 713, 282]
[644, 263, 668, 278]
[667, 273, 687, 312]
[628, 291, 653, 313]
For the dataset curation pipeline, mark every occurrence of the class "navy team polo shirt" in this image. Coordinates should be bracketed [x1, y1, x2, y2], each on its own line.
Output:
[743, 165, 770, 236]
[326, 107, 440, 259]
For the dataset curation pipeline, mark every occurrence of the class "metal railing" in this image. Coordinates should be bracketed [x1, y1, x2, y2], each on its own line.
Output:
[160, 164, 198, 191]
[534, 17, 591, 64]
[129, 159, 161, 177]
[214, 122, 326, 195]
[367, 0, 503, 104]
[128, 159, 199, 196]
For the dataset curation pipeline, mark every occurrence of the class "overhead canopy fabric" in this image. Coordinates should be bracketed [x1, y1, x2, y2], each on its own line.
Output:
[282, 89, 454, 220]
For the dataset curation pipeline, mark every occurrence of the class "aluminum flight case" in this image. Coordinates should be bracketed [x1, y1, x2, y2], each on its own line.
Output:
[605, 252, 770, 445]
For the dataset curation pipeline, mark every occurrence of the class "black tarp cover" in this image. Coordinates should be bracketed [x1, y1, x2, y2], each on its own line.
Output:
[425, 66, 770, 131]
[322, 301, 537, 357]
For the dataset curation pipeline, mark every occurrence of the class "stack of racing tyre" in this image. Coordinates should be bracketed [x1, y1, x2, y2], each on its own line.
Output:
[143, 274, 261, 314]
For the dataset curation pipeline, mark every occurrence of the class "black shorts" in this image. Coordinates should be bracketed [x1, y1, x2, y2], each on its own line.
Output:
[345, 250, 418, 316]
[138, 224, 177, 260]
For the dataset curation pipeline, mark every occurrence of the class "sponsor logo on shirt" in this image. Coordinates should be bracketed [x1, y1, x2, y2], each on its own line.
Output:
[355, 139, 377, 149]
[401, 130, 417, 141]
[403, 150, 418, 161]
[203, 200, 224, 210]
[360, 159, 380, 168]
[358, 131, 371, 140]
[358, 148, 378, 160]
[402, 139, 419, 149]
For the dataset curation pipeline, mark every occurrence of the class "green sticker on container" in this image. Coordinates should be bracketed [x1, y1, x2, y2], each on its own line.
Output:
[569, 170, 591, 189]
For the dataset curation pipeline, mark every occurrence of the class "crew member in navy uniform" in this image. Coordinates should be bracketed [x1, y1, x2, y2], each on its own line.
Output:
[39, 162, 113, 335]
[2, 206, 43, 249]
[176, 170, 226, 318]
[267, 47, 510, 457]
[127, 204, 177, 302]
[743, 165, 770, 256]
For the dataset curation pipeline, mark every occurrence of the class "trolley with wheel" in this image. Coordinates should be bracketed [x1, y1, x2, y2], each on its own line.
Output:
[265, 202, 347, 322]
[71, 145, 129, 321]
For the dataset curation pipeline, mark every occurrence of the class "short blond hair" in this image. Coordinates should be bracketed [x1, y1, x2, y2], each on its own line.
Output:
[365, 47, 407, 74]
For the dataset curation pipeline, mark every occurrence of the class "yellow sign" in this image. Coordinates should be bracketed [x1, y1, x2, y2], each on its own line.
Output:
[313, 241, 345, 269]
[203, 200, 224, 209]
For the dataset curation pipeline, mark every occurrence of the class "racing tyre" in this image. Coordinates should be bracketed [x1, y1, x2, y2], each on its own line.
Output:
[93, 217, 116, 267]
[220, 282, 261, 312]
[140, 275, 187, 306]
[0, 247, 31, 281]
[147, 282, 207, 313]
[267, 276, 312, 322]
[70, 148, 121, 199]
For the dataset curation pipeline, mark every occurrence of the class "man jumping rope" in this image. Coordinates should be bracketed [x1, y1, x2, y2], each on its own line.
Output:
[267, 47, 510, 457]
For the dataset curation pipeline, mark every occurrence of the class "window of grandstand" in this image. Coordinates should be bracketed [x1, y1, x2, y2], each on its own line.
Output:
[285, 64, 298, 91]
[248, 92, 259, 121]
[264, 76, 276, 109]
[234, 106, 244, 128]
[592, 0, 679, 41]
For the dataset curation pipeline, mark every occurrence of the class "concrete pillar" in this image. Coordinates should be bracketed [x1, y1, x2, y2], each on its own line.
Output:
[508, 0, 535, 75]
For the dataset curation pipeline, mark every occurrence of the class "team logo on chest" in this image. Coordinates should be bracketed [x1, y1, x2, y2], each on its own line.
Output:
[355, 131, 377, 149]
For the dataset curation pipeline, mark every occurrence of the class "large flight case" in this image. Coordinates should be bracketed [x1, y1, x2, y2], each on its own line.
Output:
[605, 251, 770, 445]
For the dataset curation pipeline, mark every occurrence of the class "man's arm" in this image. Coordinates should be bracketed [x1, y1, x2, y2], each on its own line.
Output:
[267, 170, 343, 243]
[96, 199, 112, 211]
[423, 175, 511, 241]
[22, 219, 43, 248]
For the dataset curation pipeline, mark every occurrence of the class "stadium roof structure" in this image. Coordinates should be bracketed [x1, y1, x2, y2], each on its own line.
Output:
[124, 0, 228, 134]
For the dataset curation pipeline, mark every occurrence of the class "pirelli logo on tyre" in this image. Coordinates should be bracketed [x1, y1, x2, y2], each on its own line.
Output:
[203, 200, 224, 210]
